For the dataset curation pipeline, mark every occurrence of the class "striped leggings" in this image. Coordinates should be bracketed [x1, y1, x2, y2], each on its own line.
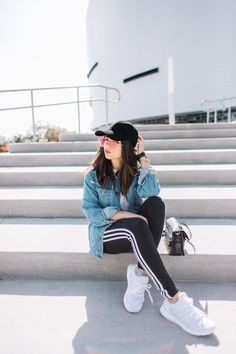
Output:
[103, 196, 179, 299]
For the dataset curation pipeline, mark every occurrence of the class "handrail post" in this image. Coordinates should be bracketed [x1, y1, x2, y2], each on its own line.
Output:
[228, 106, 231, 122]
[214, 109, 217, 123]
[76, 87, 80, 133]
[30, 90, 36, 141]
[206, 110, 210, 124]
[105, 87, 109, 128]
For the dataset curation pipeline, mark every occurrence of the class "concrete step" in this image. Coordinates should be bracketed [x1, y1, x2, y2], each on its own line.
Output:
[8, 137, 236, 153]
[0, 186, 236, 218]
[1, 164, 236, 186]
[1, 149, 236, 166]
[0, 218, 235, 282]
[95, 122, 236, 131]
[0, 279, 234, 354]
[60, 128, 236, 141]
[133, 122, 236, 130]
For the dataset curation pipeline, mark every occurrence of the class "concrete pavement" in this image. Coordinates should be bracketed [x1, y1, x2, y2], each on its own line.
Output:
[0, 279, 235, 354]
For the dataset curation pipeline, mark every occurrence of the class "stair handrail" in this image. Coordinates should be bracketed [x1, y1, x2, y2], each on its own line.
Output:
[0, 84, 121, 139]
[201, 95, 236, 123]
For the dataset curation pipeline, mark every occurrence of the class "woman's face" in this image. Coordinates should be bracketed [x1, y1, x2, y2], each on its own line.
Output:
[98, 136, 122, 160]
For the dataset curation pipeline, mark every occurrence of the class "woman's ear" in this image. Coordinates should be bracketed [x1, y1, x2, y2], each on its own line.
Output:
[134, 147, 138, 154]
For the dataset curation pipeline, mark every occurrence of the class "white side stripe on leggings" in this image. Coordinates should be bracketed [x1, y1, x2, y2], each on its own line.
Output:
[103, 227, 171, 299]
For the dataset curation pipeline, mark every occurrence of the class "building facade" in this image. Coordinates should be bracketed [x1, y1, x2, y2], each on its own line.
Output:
[86, 0, 236, 129]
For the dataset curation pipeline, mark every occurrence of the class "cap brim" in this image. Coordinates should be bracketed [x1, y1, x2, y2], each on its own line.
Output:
[95, 129, 114, 136]
[95, 130, 119, 141]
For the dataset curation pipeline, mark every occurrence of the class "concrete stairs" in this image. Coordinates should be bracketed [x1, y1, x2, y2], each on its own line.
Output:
[0, 122, 236, 352]
[0, 122, 236, 282]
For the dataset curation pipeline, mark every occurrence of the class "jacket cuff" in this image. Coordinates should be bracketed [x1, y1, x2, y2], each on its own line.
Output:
[103, 206, 120, 220]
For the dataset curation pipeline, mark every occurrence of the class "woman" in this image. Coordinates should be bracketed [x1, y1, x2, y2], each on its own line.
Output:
[82, 121, 216, 336]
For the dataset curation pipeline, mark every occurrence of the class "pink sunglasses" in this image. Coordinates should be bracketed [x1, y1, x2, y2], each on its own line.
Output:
[98, 136, 122, 148]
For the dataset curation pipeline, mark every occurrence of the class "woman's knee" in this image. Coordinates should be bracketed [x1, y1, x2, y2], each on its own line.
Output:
[123, 217, 150, 233]
[145, 196, 165, 213]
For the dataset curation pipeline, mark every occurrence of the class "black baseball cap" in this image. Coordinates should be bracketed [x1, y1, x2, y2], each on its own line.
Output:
[95, 121, 138, 147]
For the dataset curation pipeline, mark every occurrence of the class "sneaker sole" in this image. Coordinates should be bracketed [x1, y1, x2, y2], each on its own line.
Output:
[160, 305, 216, 336]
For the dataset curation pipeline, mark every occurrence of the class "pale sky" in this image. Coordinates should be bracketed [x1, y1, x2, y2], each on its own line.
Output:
[0, 0, 93, 139]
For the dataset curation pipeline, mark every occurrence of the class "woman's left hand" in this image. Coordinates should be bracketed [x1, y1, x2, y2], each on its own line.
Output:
[136, 134, 145, 154]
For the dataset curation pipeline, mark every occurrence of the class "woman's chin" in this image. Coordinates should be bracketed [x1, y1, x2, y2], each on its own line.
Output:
[104, 153, 112, 159]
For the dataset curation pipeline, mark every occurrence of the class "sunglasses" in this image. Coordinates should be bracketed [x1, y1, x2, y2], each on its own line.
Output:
[98, 136, 122, 148]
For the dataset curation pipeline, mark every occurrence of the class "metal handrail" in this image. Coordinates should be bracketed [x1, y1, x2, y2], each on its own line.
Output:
[0, 84, 121, 139]
[201, 95, 236, 104]
[201, 95, 236, 123]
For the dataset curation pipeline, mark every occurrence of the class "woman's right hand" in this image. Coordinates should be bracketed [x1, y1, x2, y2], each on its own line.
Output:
[111, 211, 148, 225]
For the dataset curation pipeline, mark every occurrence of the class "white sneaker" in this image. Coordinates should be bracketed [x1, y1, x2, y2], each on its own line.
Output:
[123, 264, 153, 313]
[160, 292, 216, 336]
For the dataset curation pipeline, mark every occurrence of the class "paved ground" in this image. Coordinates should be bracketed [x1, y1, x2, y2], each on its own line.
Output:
[0, 279, 235, 354]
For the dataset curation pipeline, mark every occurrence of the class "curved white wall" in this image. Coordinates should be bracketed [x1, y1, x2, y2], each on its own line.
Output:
[87, 0, 236, 128]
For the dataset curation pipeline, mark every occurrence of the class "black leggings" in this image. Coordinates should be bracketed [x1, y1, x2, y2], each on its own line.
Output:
[103, 196, 179, 299]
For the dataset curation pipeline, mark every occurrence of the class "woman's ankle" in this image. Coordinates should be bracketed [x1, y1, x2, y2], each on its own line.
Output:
[136, 266, 146, 276]
[168, 291, 181, 303]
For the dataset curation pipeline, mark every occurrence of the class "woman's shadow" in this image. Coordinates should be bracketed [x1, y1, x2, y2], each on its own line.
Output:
[72, 275, 220, 354]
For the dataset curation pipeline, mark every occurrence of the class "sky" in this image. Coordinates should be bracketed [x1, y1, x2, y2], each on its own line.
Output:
[0, 0, 93, 139]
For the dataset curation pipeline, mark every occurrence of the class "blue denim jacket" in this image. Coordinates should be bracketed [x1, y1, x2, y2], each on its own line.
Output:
[82, 167, 161, 259]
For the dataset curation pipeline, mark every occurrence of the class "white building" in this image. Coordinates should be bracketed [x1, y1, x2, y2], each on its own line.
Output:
[86, 0, 236, 129]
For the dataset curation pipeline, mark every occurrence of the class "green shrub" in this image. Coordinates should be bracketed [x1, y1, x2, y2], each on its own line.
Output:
[44, 125, 67, 142]
[0, 135, 8, 147]
[8, 122, 68, 143]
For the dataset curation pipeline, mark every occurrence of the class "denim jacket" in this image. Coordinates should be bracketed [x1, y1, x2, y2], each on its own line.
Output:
[82, 167, 161, 259]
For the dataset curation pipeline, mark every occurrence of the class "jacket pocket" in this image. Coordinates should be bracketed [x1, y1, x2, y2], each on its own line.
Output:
[96, 186, 113, 206]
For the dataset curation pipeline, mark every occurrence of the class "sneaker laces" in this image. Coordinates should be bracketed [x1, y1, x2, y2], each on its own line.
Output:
[132, 283, 154, 304]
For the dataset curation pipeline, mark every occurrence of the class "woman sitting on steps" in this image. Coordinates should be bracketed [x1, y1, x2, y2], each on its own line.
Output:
[82, 120, 216, 336]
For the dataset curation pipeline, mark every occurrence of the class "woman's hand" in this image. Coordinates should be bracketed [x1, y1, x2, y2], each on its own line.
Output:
[111, 211, 148, 225]
[135, 214, 148, 225]
[135, 134, 151, 168]
[136, 135, 145, 154]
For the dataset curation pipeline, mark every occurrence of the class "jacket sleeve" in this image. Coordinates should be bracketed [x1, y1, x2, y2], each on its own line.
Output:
[82, 172, 120, 226]
[136, 168, 161, 198]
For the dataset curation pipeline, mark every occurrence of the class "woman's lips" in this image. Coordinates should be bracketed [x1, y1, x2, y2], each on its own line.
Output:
[105, 150, 111, 154]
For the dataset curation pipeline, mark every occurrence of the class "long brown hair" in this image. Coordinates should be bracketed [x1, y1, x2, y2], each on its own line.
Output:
[89, 140, 139, 196]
